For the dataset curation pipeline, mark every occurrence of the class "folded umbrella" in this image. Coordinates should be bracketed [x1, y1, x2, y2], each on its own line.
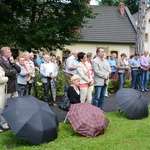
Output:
[116, 88, 149, 119]
[66, 102, 109, 137]
[2, 96, 59, 145]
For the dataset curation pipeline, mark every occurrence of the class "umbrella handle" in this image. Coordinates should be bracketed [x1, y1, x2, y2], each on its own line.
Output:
[139, 95, 142, 98]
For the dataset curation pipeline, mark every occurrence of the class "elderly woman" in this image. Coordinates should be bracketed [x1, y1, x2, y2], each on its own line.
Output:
[0, 65, 9, 132]
[67, 74, 81, 104]
[77, 52, 94, 103]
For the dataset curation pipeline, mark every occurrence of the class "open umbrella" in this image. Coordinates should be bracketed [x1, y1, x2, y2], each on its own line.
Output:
[2, 96, 59, 145]
[116, 88, 149, 119]
[66, 102, 109, 137]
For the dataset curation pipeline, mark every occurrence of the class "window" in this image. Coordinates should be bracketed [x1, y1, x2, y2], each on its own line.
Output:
[62, 50, 71, 62]
[148, 19, 150, 23]
[145, 33, 148, 42]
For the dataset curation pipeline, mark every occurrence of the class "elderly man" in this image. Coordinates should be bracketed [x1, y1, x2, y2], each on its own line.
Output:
[0, 46, 21, 130]
[92, 47, 111, 110]
[65, 50, 79, 89]
[40, 54, 58, 106]
[0, 47, 21, 99]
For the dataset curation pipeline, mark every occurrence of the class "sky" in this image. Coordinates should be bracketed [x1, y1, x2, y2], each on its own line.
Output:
[90, 0, 98, 5]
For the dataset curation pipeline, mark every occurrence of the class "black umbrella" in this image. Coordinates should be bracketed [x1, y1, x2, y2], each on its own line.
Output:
[2, 96, 59, 145]
[116, 88, 149, 119]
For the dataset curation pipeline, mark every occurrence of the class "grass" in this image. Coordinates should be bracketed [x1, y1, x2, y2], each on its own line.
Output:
[0, 107, 150, 150]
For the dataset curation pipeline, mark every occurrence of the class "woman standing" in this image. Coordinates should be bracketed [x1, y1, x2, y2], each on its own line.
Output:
[117, 53, 130, 89]
[77, 52, 94, 103]
[0, 65, 9, 132]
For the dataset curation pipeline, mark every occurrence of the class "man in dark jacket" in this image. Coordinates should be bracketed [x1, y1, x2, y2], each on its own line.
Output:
[0, 47, 21, 100]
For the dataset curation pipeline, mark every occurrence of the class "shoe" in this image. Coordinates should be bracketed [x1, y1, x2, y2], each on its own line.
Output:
[145, 89, 148, 91]
[0, 128, 3, 133]
[1, 123, 9, 130]
[141, 89, 145, 92]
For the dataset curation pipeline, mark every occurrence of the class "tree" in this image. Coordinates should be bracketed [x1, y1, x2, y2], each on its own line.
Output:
[0, 0, 94, 51]
[135, 0, 148, 55]
[98, 0, 139, 14]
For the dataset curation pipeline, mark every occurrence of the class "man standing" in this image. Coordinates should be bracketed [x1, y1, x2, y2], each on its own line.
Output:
[40, 55, 58, 106]
[65, 50, 78, 89]
[0, 47, 21, 100]
[92, 47, 111, 110]
[129, 53, 141, 90]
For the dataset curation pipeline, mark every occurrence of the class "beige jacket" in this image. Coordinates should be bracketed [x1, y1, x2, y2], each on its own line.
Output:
[92, 57, 111, 86]
[77, 62, 91, 84]
[117, 58, 127, 73]
[0, 66, 8, 108]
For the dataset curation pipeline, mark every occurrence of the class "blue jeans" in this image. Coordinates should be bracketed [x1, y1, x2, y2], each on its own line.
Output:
[118, 73, 126, 89]
[140, 71, 149, 90]
[92, 85, 107, 110]
[131, 70, 141, 90]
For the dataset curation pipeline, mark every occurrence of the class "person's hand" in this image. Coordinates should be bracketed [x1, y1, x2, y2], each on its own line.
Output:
[9, 56, 15, 63]
[89, 80, 94, 86]
[50, 74, 54, 79]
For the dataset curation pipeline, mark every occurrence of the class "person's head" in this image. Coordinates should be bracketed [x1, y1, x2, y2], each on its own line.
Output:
[30, 52, 34, 59]
[39, 51, 44, 58]
[43, 54, 50, 63]
[143, 50, 149, 56]
[77, 52, 87, 62]
[120, 53, 127, 60]
[134, 53, 140, 59]
[18, 56, 25, 66]
[0, 46, 12, 59]
[72, 50, 79, 59]
[96, 47, 105, 58]
[130, 54, 134, 59]
[111, 53, 116, 59]
[87, 52, 93, 60]
[23, 51, 30, 60]
[71, 74, 81, 87]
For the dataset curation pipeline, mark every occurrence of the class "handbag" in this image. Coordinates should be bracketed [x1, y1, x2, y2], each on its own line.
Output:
[58, 93, 70, 111]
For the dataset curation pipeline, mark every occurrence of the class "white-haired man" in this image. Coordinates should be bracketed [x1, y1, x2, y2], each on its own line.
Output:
[65, 50, 79, 89]
[40, 54, 58, 106]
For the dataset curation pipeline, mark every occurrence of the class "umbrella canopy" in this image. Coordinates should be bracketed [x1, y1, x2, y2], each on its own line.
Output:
[66, 102, 109, 137]
[2, 96, 59, 145]
[116, 88, 149, 119]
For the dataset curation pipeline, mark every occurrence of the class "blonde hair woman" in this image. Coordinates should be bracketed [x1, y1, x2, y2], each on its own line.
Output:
[67, 74, 81, 104]
[0, 66, 9, 132]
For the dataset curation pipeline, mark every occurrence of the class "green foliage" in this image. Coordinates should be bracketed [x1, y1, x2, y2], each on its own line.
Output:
[0, 107, 150, 150]
[108, 79, 119, 94]
[31, 69, 65, 100]
[98, 0, 139, 14]
[0, 0, 95, 51]
[108, 79, 131, 93]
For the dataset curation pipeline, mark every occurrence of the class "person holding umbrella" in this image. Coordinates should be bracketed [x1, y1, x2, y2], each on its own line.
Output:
[40, 54, 58, 106]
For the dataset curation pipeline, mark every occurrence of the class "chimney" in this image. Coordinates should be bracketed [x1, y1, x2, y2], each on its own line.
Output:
[119, 2, 125, 16]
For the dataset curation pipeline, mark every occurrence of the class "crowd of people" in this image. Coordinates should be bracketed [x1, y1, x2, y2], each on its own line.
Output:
[0, 46, 150, 133]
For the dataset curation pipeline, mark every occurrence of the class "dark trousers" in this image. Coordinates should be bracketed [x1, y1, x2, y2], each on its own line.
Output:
[43, 78, 53, 102]
[131, 70, 141, 90]
[18, 84, 28, 97]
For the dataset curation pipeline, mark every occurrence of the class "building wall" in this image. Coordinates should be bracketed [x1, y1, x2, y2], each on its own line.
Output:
[59, 43, 135, 59]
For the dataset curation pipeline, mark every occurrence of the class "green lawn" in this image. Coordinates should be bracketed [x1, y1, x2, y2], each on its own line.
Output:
[0, 107, 150, 150]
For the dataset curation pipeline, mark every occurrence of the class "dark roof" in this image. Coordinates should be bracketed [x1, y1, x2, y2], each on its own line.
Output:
[80, 6, 137, 44]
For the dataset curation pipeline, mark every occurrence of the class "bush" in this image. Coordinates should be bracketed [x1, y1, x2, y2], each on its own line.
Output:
[31, 70, 65, 100]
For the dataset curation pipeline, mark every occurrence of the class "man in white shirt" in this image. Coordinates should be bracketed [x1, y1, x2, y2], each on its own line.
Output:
[65, 50, 79, 89]
[40, 55, 58, 106]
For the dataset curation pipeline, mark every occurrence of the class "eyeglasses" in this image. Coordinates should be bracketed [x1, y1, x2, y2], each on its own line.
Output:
[6, 51, 12, 53]
[83, 56, 87, 58]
